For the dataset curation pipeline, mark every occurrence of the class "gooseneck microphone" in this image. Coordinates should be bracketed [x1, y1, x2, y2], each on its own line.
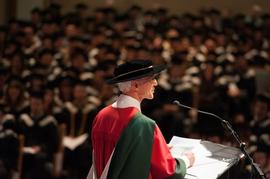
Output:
[173, 100, 266, 179]
[173, 100, 226, 123]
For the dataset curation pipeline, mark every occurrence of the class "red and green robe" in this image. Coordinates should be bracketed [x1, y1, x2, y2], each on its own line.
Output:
[92, 95, 187, 179]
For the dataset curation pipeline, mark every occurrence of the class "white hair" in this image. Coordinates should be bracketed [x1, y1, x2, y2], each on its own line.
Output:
[117, 81, 132, 93]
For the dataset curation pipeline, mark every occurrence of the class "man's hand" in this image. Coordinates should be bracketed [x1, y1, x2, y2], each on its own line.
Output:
[167, 144, 173, 150]
[183, 151, 195, 168]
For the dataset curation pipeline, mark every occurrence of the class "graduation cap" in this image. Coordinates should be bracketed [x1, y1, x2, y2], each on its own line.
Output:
[93, 60, 117, 72]
[29, 90, 44, 100]
[126, 43, 141, 51]
[31, 7, 41, 14]
[255, 93, 270, 106]
[250, 54, 268, 67]
[38, 48, 55, 58]
[128, 4, 142, 11]
[70, 47, 88, 61]
[232, 50, 246, 57]
[170, 51, 188, 65]
[151, 47, 163, 54]
[205, 59, 217, 66]
[42, 18, 61, 25]
[68, 35, 84, 43]
[28, 72, 45, 81]
[54, 71, 77, 87]
[0, 25, 7, 32]
[0, 66, 8, 76]
[74, 78, 89, 87]
[114, 14, 129, 23]
[106, 59, 166, 84]
[123, 30, 142, 40]
[75, 3, 88, 10]
[5, 75, 24, 88]
[144, 10, 155, 16]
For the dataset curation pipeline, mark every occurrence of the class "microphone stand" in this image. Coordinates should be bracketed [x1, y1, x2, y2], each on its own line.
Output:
[173, 100, 266, 179]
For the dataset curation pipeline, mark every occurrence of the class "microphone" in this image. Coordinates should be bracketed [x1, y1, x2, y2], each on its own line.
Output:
[173, 100, 267, 179]
[173, 99, 241, 143]
[173, 100, 225, 123]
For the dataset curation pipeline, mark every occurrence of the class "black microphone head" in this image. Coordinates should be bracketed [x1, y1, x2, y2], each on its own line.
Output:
[172, 100, 193, 110]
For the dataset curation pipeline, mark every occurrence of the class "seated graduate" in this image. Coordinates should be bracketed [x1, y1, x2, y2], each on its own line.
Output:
[18, 91, 59, 179]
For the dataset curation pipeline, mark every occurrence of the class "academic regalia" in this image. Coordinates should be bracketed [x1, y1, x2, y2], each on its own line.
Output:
[91, 94, 188, 179]
[2, 114, 16, 130]
[57, 101, 96, 179]
[0, 126, 19, 177]
[58, 101, 96, 137]
[18, 113, 59, 179]
[1, 76, 29, 118]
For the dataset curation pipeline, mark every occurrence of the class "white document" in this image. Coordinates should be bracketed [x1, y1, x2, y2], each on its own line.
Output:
[23, 147, 39, 154]
[169, 136, 242, 179]
[63, 133, 88, 150]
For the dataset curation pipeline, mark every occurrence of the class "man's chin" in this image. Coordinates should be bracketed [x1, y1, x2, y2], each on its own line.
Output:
[146, 95, 154, 100]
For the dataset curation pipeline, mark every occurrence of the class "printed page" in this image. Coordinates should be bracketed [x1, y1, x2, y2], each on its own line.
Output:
[63, 133, 88, 150]
[169, 136, 240, 179]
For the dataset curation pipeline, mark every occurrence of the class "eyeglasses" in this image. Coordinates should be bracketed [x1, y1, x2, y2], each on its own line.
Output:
[147, 74, 159, 81]
[136, 74, 159, 85]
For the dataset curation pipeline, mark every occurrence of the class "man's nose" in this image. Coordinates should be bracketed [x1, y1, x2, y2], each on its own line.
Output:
[153, 79, 158, 86]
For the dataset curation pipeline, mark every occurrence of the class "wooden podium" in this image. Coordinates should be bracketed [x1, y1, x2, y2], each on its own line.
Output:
[169, 137, 244, 179]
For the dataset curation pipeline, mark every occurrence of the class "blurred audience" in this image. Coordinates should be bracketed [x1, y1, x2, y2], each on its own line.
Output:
[0, 2, 269, 179]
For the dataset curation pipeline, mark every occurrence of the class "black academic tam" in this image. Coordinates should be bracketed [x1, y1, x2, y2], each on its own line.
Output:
[106, 59, 166, 84]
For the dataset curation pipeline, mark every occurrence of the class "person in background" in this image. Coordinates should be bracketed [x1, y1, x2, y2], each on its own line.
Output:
[18, 91, 59, 179]
[0, 109, 19, 179]
[1, 76, 28, 118]
[88, 59, 195, 179]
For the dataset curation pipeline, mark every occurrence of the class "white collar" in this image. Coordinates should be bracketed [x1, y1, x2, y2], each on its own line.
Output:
[112, 94, 141, 112]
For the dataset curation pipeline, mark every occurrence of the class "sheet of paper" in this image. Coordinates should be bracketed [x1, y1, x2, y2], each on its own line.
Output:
[169, 136, 211, 157]
[23, 147, 39, 154]
[169, 136, 241, 179]
[63, 133, 88, 150]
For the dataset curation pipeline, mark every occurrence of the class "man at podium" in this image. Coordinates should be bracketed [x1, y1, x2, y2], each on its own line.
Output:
[88, 59, 195, 179]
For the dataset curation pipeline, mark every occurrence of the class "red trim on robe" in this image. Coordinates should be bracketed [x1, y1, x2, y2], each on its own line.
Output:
[150, 126, 177, 179]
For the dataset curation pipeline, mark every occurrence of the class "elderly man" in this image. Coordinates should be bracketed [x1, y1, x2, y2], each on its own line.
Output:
[88, 59, 194, 179]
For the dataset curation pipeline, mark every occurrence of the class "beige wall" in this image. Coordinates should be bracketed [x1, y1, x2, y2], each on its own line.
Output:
[57, 0, 270, 15]
[17, 0, 44, 20]
[0, 0, 270, 24]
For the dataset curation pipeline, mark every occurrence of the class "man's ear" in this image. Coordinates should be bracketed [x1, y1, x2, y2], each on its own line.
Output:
[131, 81, 139, 90]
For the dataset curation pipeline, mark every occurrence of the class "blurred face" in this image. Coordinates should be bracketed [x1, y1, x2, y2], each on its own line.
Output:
[134, 75, 158, 101]
[254, 101, 268, 120]
[24, 26, 34, 44]
[170, 64, 185, 78]
[11, 54, 23, 72]
[72, 55, 86, 70]
[30, 97, 44, 115]
[7, 82, 22, 101]
[65, 24, 79, 37]
[40, 53, 53, 66]
[59, 82, 73, 101]
[31, 79, 43, 91]
[204, 38, 216, 52]
[254, 151, 268, 168]
[44, 90, 53, 105]
[73, 84, 87, 100]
